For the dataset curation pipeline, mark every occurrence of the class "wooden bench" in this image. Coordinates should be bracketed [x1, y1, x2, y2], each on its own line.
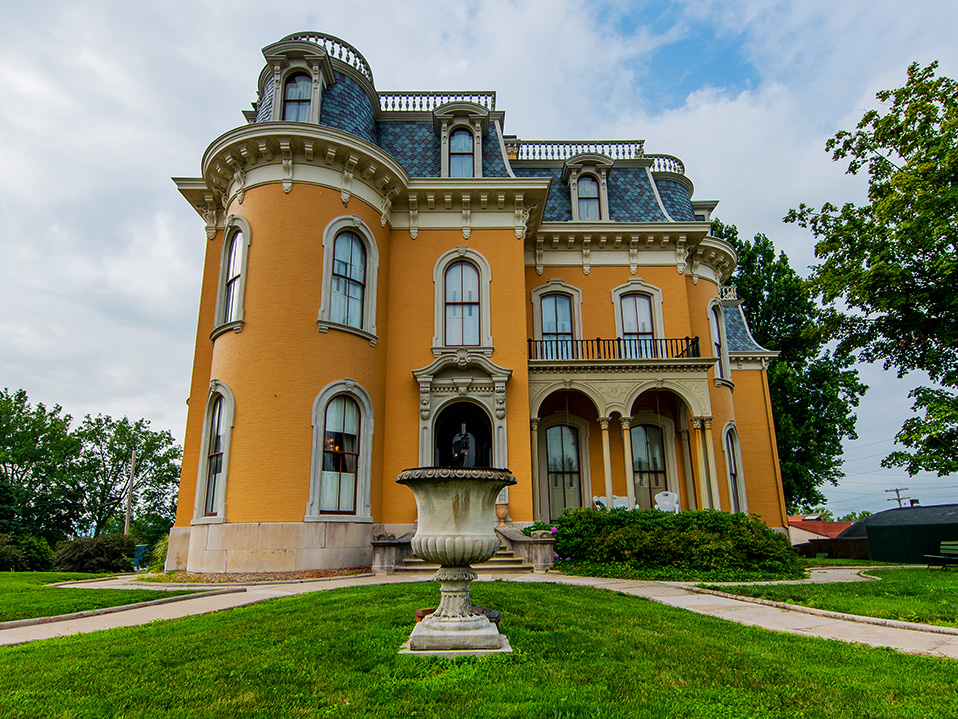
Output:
[925, 541, 958, 569]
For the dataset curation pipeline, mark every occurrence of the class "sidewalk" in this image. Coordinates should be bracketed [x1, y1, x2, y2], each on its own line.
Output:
[4, 569, 958, 659]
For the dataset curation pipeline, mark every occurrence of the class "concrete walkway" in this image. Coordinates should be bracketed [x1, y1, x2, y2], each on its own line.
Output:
[4, 568, 958, 659]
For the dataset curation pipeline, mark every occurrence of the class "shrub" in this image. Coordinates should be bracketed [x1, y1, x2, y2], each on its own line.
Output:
[148, 534, 170, 573]
[16, 535, 54, 571]
[55, 534, 136, 573]
[0, 534, 27, 571]
[546, 508, 803, 580]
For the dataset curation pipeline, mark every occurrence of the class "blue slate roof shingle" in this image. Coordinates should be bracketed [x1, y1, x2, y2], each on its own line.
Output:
[481, 125, 510, 178]
[656, 179, 697, 222]
[378, 121, 441, 177]
[607, 168, 669, 222]
[254, 80, 274, 123]
[319, 72, 378, 145]
[512, 168, 570, 221]
[724, 304, 770, 353]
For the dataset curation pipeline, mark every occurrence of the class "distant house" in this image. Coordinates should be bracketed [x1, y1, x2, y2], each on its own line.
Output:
[787, 515, 853, 546]
[838, 504, 958, 562]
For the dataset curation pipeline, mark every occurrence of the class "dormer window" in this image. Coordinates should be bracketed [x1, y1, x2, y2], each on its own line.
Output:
[450, 129, 474, 178]
[577, 176, 600, 220]
[433, 102, 489, 179]
[563, 154, 613, 222]
[283, 73, 312, 121]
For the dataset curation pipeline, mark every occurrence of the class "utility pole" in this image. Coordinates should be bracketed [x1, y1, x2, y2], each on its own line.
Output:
[885, 487, 910, 508]
[124, 448, 136, 535]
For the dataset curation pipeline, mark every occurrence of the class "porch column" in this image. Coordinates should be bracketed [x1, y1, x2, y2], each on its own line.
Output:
[599, 416, 614, 507]
[530, 418, 540, 522]
[702, 418, 722, 511]
[620, 417, 636, 509]
[677, 428, 696, 511]
[690, 418, 712, 509]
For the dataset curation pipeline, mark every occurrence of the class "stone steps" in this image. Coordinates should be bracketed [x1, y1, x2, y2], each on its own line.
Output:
[393, 549, 533, 575]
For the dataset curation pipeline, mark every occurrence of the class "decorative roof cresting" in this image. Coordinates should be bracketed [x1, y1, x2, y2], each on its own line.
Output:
[281, 32, 374, 85]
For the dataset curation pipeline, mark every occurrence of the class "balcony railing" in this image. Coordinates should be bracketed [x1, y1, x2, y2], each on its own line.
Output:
[528, 337, 701, 361]
[505, 139, 645, 161]
[282, 32, 374, 84]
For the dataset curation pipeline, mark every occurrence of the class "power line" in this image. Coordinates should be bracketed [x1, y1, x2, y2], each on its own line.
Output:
[885, 487, 911, 508]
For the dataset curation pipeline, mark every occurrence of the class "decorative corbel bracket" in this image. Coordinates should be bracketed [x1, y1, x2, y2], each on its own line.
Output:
[224, 153, 246, 205]
[418, 380, 431, 420]
[408, 192, 419, 240]
[629, 235, 640, 275]
[380, 187, 398, 228]
[494, 381, 507, 420]
[535, 237, 544, 275]
[340, 154, 358, 206]
[675, 234, 688, 275]
[461, 194, 471, 240]
[202, 193, 219, 240]
[581, 236, 592, 275]
[280, 139, 293, 193]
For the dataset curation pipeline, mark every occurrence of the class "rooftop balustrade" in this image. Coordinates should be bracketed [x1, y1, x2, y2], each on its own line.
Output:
[379, 91, 497, 113]
[282, 32, 375, 84]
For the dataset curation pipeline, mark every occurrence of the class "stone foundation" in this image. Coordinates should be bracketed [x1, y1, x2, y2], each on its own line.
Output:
[163, 522, 375, 573]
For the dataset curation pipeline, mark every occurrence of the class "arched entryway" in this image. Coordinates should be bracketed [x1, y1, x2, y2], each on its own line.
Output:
[433, 401, 492, 468]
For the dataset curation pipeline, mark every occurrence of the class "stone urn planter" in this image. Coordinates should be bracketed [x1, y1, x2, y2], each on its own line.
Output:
[396, 466, 517, 652]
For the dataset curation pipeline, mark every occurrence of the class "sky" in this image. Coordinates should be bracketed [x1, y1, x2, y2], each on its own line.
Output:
[1, 0, 955, 517]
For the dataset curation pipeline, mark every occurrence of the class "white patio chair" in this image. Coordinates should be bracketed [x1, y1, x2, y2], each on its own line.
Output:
[654, 491, 681, 513]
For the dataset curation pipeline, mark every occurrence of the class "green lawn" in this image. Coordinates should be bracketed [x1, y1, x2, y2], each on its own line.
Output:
[0, 573, 198, 623]
[1, 581, 956, 718]
[715, 568, 958, 628]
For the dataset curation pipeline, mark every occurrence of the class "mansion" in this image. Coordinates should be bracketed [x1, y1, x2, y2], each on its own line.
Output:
[166, 32, 788, 573]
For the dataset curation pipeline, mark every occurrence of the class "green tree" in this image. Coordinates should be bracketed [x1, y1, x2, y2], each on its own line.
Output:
[75, 415, 182, 537]
[712, 221, 866, 511]
[837, 510, 873, 522]
[786, 61, 958, 476]
[0, 388, 84, 540]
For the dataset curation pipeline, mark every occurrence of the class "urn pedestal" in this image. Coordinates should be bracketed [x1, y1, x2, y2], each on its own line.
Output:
[396, 467, 517, 653]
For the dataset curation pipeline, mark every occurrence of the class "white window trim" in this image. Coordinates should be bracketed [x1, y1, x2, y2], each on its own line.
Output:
[306, 379, 374, 523]
[192, 380, 236, 524]
[611, 278, 665, 340]
[628, 409, 679, 504]
[432, 246, 493, 356]
[531, 279, 584, 340]
[211, 215, 252, 342]
[442, 122, 482, 178]
[434, 103, 489, 179]
[563, 155, 613, 222]
[723, 421, 748, 513]
[708, 299, 733, 389]
[269, 62, 329, 124]
[318, 215, 380, 346]
[537, 411, 593, 522]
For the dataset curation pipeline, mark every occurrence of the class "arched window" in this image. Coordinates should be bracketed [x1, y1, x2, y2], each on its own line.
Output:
[221, 231, 243, 324]
[541, 293, 574, 358]
[449, 129, 474, 178]
[445, 261, 480, 346]
[307, 381, 375, 522]
[546, 424, 582, 520]
[577, 175, 600, 220]
[330, 231, 366, 329]
[203, 396, 224, 516]
[212, 216, 252, 341]
[283, 73, 311, 122]
[194, 381, 235, 522]
[621, 294, 655, 358]
[724, 424, 746, 513]
[631, 424, 667, 510]
[318, 217, 380, 345]
[709, 304, 727, 379]
[320, 395, 361, 514]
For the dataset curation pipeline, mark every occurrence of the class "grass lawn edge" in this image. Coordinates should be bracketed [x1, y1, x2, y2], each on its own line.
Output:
[0, 587, 245, 630]
[690, 584, 958, 637]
